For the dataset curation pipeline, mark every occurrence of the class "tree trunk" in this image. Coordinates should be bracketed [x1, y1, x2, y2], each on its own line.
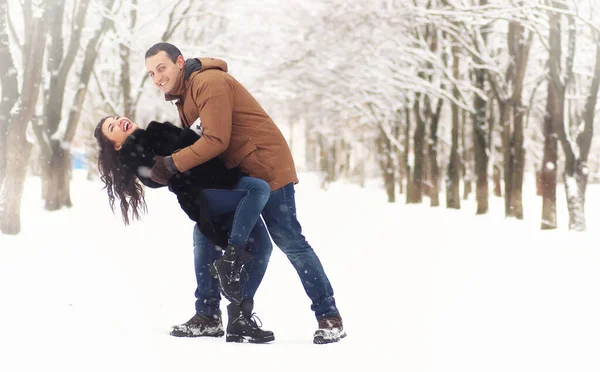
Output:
[44, 140, 72, 210]
[120, 0, 137, 118]
[44, 0, 114, 210]
[428, 97, 443, 207]
[473, 68, 489, 214]
[547, 3, 584, 230]
[377, 130, 395, 203]
[409, 95, 425, 204]
[396, 108, 406, 194]
[506, 18, 533, 220]
[461, 108, 472, 200]
[0, 5, 48, 234]
[37, 0, 90, 211]
[541, 87, 558, 230]
[541, 6, 563, 230]
[404, 104, 413, 201]
[499, 100, 514, 217]
[0, 133, 32, 234]
[510, 104, 525, 219]
[493, 165, 502, 197]
[446, 48, 461, 209]
[565, 28, 600, 230]
[0, 1, 19, 187]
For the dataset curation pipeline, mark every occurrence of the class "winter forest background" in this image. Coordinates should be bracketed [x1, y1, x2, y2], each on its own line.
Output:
[1, 0, 600, 235]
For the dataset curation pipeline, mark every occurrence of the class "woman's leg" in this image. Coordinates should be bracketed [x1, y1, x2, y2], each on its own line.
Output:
[240, 218, 273, 300]
[202, 177, 271, 303]
[202, 176, 271, 249]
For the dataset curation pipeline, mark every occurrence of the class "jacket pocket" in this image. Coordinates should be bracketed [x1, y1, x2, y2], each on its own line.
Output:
[224, 141, 256, 168]
[239, 149, 275, 183]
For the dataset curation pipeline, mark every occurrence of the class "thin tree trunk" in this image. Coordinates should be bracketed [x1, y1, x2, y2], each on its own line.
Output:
[511, 104, 526, 219]
[473, 67, 489, 214]
[541, 4, 565, 230]
[500, 100, 514, 217]
[446, 47, 461, 209]
[541, 72, 559, 230]
[395, 109, 406, 194]
[462, 108, 472, 200]
[0, 1, 19, 187]
[121, 0, 137, 118]
[428, 97, 443, 207]
[507, 18, 533, 220]
[472, 0, 490, 214]
[409, 93, 425, 204]
[378, 129, 395, 203]
[404, 104, 413, 201]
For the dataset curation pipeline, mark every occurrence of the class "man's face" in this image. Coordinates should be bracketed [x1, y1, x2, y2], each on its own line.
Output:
[101, 116, 139, 150]
[145, 51, 184, 95]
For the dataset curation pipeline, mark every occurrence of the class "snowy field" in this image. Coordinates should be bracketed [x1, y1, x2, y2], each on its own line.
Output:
[1, 171, 599, 372]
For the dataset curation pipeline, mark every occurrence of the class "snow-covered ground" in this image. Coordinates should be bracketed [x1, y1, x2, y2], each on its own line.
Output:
[1, 171, 599, 372]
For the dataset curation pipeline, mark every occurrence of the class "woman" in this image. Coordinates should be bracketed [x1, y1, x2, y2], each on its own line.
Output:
[94, 116, 274, 343]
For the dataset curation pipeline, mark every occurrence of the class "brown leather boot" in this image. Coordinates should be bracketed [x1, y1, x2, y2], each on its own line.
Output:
[170, 311, 224, 337]
[313, 313, 346, 344]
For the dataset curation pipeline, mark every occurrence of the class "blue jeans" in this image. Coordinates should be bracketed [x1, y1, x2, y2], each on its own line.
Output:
[261, 183, 338, 318]
[203, 176, 271, 249]
[193, 182, 338, 319]
[193, 177, 272, 316]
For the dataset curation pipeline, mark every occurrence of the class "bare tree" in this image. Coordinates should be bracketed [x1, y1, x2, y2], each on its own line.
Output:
[544, 0, 599, 231]
[0, 0, 51, 234]
[33, 0, 91, 211]
[472, 24, 489, 214]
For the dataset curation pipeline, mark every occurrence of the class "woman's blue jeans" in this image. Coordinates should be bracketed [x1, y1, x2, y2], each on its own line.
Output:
[193, 177, 272, 315]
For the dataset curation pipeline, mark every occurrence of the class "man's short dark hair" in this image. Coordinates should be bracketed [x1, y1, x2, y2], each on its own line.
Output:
[145, 42, 183, 63]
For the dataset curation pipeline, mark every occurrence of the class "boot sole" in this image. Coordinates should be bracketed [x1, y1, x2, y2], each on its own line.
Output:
[226, 333, 275, 344]
[170, 330, 224, 338]
[313, 330, 347, 344]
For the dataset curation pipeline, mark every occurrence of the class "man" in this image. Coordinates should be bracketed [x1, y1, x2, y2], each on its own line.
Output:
[145, 42, 345, 344]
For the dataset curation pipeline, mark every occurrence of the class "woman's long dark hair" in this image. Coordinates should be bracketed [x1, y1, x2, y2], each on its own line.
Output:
[94, 117, 147, 225]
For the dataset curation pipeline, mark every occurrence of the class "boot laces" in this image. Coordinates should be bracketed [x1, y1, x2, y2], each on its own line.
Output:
[247, 313, 263, 328]
[235, 312, 262, 328]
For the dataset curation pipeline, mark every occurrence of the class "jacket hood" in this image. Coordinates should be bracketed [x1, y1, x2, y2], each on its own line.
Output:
[165, 58, 228, 101]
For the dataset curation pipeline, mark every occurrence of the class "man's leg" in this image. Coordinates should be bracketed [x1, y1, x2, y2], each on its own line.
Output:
[261, 183, 345, 343]
[192, 224, 223, 315]
[170, 225, 223, 337]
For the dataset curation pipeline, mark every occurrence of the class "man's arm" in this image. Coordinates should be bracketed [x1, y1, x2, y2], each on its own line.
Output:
[172, 74, 234, 173]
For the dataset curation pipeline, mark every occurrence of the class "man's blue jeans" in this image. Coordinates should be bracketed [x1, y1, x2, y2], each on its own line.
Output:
[193, 177, 272, 316]
[193, 182, 338, 319]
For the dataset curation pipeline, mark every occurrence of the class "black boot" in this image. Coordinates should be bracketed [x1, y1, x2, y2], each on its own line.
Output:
[226, 299, 275, 343]
[210, 245, 253, 304]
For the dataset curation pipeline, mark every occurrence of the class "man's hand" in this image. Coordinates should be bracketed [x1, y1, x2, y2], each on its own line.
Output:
[149, 155, 179, 185]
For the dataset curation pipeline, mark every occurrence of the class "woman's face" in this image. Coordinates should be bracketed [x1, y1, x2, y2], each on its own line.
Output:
[101, 116, 139, 150]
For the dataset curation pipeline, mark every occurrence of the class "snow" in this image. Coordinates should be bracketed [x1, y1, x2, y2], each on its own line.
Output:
[1, 170, 600, 372]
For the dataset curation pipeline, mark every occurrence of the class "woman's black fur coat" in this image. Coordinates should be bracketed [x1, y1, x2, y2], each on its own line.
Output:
[118, 121, 245, 247]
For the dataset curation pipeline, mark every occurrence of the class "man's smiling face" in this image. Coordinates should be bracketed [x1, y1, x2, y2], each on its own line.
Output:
[145, 51, 185, 95]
